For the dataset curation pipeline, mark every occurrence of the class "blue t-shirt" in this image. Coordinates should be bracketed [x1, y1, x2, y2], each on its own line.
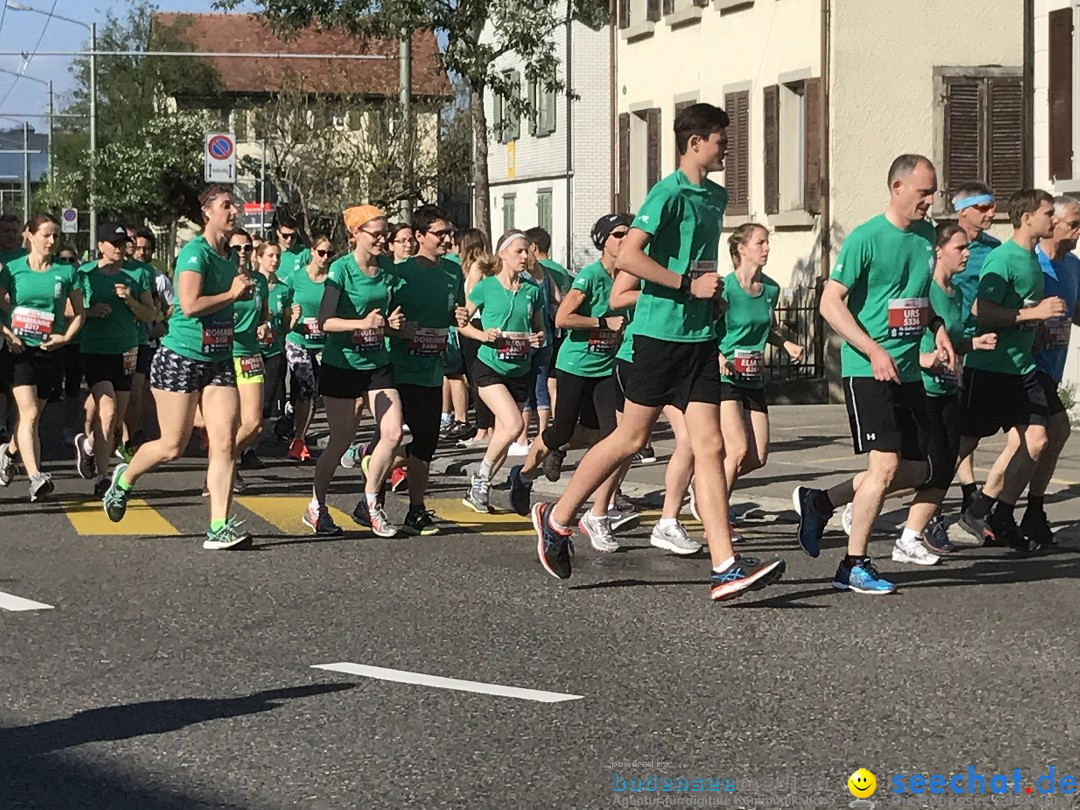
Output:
[1033, 244, 1080, 383]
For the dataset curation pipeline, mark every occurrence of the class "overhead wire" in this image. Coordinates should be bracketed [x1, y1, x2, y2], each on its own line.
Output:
[0, 0, 58, 110]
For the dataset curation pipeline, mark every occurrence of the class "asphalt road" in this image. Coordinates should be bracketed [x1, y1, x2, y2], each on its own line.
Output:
[2, 404, 1078, 809]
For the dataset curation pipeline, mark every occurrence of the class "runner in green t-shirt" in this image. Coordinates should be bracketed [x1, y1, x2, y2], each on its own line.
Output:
[793, 154, 956, 595]
[271, 215, 307, 283]
[532, 103, 786, 602]
[102, 185, 255, 552]
[0, 214, 84, 503]
[458, 230, 544, 514]
[956, 189, 1062, 550]
[75, 223, 156, 498]
[305, 205, 405, 539]
[254, 241, 294, 453]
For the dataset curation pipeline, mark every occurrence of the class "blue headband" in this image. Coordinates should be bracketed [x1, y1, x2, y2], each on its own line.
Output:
[954, 194, 994, 211]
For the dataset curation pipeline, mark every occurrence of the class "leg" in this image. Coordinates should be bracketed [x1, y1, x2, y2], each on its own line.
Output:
[10, 385, 43, 477]
[660, 406, 693, 520]
[235, 380, 265, 454]
[90, 382, 118, 478]
[122, 389, 199, 487]
[200, 385, 240, 524]
[449, 376, 468, 423]
[313, 396, 361, 504]
[997, 424, 1048, 505]
[478, 383, 525, 477]
[364, 387, 404, 496]
[720, 400, 750, 492]
[1027, 411, 1070, 498]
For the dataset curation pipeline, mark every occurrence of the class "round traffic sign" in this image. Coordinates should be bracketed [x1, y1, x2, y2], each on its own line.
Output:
[207, 135, 234, 160]
[61, 208, 77, 222]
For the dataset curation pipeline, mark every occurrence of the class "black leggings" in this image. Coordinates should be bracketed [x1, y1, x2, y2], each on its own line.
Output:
[398, 383, 442, 463]
[540, 370, 619, 450]
[919, 393, 961, 491]
[459, 329, 493, 430]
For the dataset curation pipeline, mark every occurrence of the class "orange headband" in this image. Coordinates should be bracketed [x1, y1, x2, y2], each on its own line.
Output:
[343, 205, 385, 233]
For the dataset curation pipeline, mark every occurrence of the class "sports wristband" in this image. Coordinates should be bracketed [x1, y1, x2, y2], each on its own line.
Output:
[928, 316, 945, 334]
[598, 317, 608, 330]
[679, 273, 693, 296]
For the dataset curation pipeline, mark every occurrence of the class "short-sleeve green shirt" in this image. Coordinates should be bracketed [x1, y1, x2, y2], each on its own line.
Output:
[1, 256, 76, 348]
[160, 236, 238, 362]
[77, 261, 146, 355]
[286, 266, 330, 350]
[920, 279, 964, 397]
[716, 272, 780, 389]
[468, 275, 539, 378]
[321, 252, 399, 372]
[388, 256, 465, 387]
[555, 260, 622, 378]
[261, 278, 292, 358]
[964, 240, 1043, 376]
[233, 272, 269, 358]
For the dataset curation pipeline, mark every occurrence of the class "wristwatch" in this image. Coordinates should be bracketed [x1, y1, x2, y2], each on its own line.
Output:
[679, 273, 693, 296]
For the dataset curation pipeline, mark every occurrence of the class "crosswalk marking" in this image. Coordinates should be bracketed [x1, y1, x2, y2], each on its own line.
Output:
[236, 496, 351, 533]
[62, 498, 180, 537]
[0, 589, 53, 611]
[427, 498, 535, 536]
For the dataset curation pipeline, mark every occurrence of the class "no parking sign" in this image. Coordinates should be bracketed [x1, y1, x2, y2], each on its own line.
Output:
[60, 207, 77, 234]
[204, 132, 236, 183]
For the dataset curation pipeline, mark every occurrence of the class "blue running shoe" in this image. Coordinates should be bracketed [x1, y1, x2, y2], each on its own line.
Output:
[792, 486, 829, 558]
[709, 555, 786, 602]
[508, 465, 532, 516]
[532, 502, 573, 580]
[832, 558, 896, 595]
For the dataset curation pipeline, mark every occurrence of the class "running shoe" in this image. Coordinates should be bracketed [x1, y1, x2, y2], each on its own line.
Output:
[607, 504, 640, 533]
[457, 435, 488, 450]
[28, 471, 54, 503]
[0, 446, 15, 487]
[232, 470, 247, 494]
[114, 441, 135, 463]
[102, 463, 130, 522]
[532, 502, 574, 579]
[203, 516, 254, 550]
[239, 447, 264, 470]
[542, 447, 566, 482]
[273, 417, 293, 441]
[302, 503, 343, 536]
[988, 509, 1034, 553]
[922, 515, 958, 554]
[340, 442, 366, 470]
[892, 534, 940, 566]
[507, 465, 532, 516]
[389, 466, 408, 493]
[439, 417, 452, 436]
[579, 511, 619, 553]
[445, 421, 475, 441]
[957, 508, 991, 546]
[840, 502, 853, 536]
[287, 438, 310, 462]
[792, 486, 830, 558]
[631, 445, 657, 465]
[507, 441, 529, 457]
[402, 505, 439, 536]
[462, 473, 490, 514]
[1019, 508, 1055, 548]
[92, 474, 109, 499]
[352, 498, 398, 538]
[832, 558, 896, 595]
[649, 521, 701, 555]
[709, 555, 786, 602]
[74, 432, 95, 480]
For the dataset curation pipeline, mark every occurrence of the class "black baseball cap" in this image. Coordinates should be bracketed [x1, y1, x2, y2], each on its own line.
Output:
[98, 222, 132, 245]
[591, 213, 631, 251]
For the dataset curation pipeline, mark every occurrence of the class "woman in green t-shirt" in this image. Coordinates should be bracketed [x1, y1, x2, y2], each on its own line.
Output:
[76, 224, 156, 498]
[101, 184, 256, 551]
[457, 230, 544, 513]
[283, 234, 333, 462]
[0, 214, 85, 502]
[254, 241, 294, 462]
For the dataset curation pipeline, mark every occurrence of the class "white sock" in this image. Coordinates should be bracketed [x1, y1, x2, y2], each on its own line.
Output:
[658, 517, 678, 530]
[900, 527, 922, 544]
[308, 495, 320, 511]
[366, 493, 379, 508]
[478, 458, 494, 479]
[440, 412, 451, 425]
[712, 555, 736, 573]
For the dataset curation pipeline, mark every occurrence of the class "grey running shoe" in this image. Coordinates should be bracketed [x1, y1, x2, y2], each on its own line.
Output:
[29, 471, 54, 502]
[462, 473, 490, 513]
[0, 446, 15, 487]
[922, 515, 958, 554]
[649, 521, 702, 555]
[579, 511, 619, 553]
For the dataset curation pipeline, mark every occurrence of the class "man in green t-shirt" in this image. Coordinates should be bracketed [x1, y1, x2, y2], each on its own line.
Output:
[531, 103, 786, 603]
[793, 154, 956, 596]
[956, 189, 1061, 550]
[272, 211, 307, 283]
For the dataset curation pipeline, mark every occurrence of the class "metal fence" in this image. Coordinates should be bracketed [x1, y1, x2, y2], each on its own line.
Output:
[763, 284, 825, 382]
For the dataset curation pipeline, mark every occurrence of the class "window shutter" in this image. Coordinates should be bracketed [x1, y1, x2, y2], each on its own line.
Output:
[527, 80, 538, 136]
[507, 71, 521, 141]
[942, 76, 981, 206]
[693, 0, 709, 6]
[647, 0, 661, 22]
[763, 84, 779, 215]
[646, 108, 662, 190]
[618, 112, 631, 213]
[986, 76, 1025, 200]
[544, 87, 557, 135]
[663, 0, 674, 15]
[724, 91, 749, 216]
[618, 0, 630, 29]
[803, 77, 822, 215]
[1049, 8, 1074, 181]
[673, 99, 694, 164]
[494, 91, 505, 143]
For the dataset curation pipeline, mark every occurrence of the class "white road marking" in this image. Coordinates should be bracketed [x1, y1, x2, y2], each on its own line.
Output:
[312, 662, 583, 703]
[0, 590, 54, 611]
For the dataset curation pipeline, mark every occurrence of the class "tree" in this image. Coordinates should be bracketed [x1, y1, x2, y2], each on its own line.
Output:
[220, 0, 612, 237]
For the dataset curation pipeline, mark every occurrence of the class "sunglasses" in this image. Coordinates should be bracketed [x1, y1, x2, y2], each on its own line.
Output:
[362, 230, 389, 240]
[971, 203, 996, 213]
[609, 230, 629, 240]
[232, 244, 254, 254]
[314, 248, 331, 257]
[57, 255, 77, 264]
[279, 231, 297, 240]
[1064, 220, 1080, 230]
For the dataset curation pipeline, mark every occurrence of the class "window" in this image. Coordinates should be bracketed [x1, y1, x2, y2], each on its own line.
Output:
[494, 70, 522, 144]
[673, 99, 694, 165]
[620, 0, 660, 28]
[1049, 7, 1073, 182]
[662, 0, 708, 15]
[763, 77, 821, 215]
[621, 107, 661, 213]
[937, 69, 1026, 212]
[723, 91, 749, 216]
[528, 79, 557, 138]
[537, 189, 553, 233]
[503, 194, 516, 232]
[618, 113, 630, 213]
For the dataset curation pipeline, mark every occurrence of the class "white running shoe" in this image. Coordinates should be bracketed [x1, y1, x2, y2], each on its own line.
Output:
[649, 521, 701, 555]
[841, 502, 853, 536]
[579, 512, 619, 553]
[891, 534, 940, 566]
[506, 442, 529, 457]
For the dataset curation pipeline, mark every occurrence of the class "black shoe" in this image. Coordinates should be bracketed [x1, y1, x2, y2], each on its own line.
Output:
[532, 502, 573, 580]
[541, 447, 565, 482]
[792, 486, 829, 558]
[273, 417, 293, 442]
[1019, 508, 1054, 548]
[508, 465, 532, 517]
[631, 445, 657, 465]
[239, 448, 264, 470]
[446, 421, 475, 441]
[988, 509, 1034, 553]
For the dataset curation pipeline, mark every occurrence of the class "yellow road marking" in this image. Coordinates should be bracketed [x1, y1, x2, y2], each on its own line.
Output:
[428, 498, 535, 536]
[236, 496, 351, 533]
[63, 498, 180, 536]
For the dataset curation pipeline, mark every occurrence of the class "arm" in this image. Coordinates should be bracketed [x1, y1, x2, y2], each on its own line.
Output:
[42, 289, 85, 350]
[609, 269, 640, 311]
[121, 288, 157, 324]
[614, 229, 721, 299]
[977, 296, 1066, 329]
[316, 284, 390, 333]
[457, 300, 497, 344]
[819, 279, 900, 382]
[176, 270, 250, 318]
[768, 312, 804, 361]
[529, 305, 545, 348]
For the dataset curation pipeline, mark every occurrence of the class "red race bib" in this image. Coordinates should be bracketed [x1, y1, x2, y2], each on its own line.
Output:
[351, 327, 384, 351]
[586, 328, 619, 354]
[731, 349, 764, 381]
[238, 354, 265, 378]
[10, 306, 53, 339]
[495, 332, 530, 361]
[886, 297, 929, 338]
[408, 327, 448, 357]
[201, 321, 233, 353]
[122, 348, 138, 375]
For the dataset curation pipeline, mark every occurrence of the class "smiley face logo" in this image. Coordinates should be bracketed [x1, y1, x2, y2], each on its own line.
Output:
[848, 768, 876, 798]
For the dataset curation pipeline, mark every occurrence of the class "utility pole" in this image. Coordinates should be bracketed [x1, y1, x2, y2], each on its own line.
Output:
[20, 120, 28, 221]
[399, 28, 412, 224]
[89, 21, 97, 252]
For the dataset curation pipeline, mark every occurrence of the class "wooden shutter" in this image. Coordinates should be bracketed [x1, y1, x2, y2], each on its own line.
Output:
[1049, 8, 1074, 180]
[724, 91, 749, 216]
[646, 108, 662, 190]
[673, 99, 694, 164]
[803, 77, 821, 215]
[647, 0, 661, 22]
[507, 71, 521, 141]
[663, 0, 674, 14]
[618, 112, 631, 213]
[494, 92, 505, 143]
[942, 76, 982, 204]
[544, 87, 557, 135]
[763, 85, 779, 215]
[618, 0, 630, 29]
[527, 80, 538, 136]
[986, 76, 1025, 199]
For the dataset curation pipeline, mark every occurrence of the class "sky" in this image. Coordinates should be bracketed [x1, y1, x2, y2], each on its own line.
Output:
[0, 0, 255, 132]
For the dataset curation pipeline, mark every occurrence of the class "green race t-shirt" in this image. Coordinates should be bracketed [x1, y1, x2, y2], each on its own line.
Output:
[0, 256, 75, 348]
[631, 170, 727, 344]
[920, 279, 964, 397]
[540, 258, 572, 295]
[468, 275, 540, 378]
[717, 272, 780, 389]
[953, 231, 1001, 332]
[555, 260, 622, 378]
[161, 235, 238, 362]
[276, 245, 307, 284]
[125, 259, 156, 346]
[829, 214, 936, 382]
[286, 266, 330, 350]
[233, 272, 269, 358]
[77, 261, 146, 356]
[388, 256, 465, 387]
[965, 240, 1043, 376]
[261, 278, 292, 358]
[322, 252, 399, 372]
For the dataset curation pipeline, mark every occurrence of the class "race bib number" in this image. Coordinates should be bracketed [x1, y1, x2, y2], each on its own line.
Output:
[731, 349, 764, 381]
[685, 261, 718, 281]
[887, 297, 929, 338]
[351, 326, 384, 351]
[10, 306, 53, 338]
[495, 331, 531, 361]
[1042, 316, 1071, 350]
[302, 317, 324, 340]
[122, 348, 138, 376]
[587, 328, 620, 354]
[201, 320, 233, 353]
[408, 327, 448, 357]
[239, 354, 265, 379]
